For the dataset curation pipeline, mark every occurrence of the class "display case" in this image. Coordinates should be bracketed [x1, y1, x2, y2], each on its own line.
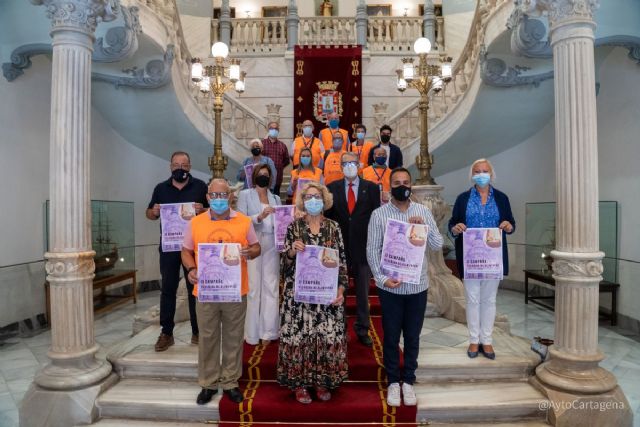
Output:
[525, 201, 618, 282]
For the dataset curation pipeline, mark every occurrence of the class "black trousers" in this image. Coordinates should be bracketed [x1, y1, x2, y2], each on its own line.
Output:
[159, 250, 198, 336]
[378, 288, 428, 385]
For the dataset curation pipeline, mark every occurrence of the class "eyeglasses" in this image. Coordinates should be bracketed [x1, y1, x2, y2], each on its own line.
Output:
[341, 161, 358, 167]
[171, 163, 190, 168]
[303, 194, 322, 201]
[208, 192, 229, 199]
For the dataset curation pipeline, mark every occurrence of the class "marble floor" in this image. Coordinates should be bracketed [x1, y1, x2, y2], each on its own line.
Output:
[0, 289, 638, 427]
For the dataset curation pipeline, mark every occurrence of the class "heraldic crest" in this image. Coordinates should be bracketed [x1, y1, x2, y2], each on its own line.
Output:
[314, 81, 343, 123]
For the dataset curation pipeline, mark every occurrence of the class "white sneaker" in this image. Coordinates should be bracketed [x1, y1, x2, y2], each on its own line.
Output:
[387, 382, 401, 407]
[402, 382, 417, 406]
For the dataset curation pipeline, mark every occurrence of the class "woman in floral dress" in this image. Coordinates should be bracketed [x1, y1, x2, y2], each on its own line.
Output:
[277, 181, 349, 404]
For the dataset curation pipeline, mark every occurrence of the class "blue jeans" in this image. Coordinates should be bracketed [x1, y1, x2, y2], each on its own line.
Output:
[378, 288, 428, 385]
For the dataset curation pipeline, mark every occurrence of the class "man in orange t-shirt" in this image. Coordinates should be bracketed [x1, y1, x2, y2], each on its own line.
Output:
[362, 146, 392, 203]
[322, 131, 347, 185]
[319, 112, 349, 152]
[182, 179, 261, 406]
[349, 123, 375, 172]
[291, 119, 325, 168]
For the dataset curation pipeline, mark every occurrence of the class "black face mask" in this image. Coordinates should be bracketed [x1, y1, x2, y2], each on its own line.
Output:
[251, 147, 262, 156]
[172, 168, 190, 183]
[380, 134, 391, 144]
[391, 185, 411, 201]
[255, 175, 270, 188]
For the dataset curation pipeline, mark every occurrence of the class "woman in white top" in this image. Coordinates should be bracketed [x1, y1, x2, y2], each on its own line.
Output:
[237, 164, 282, 345]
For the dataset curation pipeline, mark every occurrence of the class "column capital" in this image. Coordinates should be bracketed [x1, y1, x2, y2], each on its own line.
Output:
[518, 0, 598, 26]
[31, 0, 119, 34]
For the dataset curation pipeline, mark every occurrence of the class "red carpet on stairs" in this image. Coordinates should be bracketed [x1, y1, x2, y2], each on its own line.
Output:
[219, 285, 417, 427]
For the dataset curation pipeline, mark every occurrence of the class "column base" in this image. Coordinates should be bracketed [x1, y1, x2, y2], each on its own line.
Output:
[19, 372, 118, 427]
[530, 376, 632, 427]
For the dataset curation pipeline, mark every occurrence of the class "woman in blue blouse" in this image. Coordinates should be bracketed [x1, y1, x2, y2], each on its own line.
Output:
[448, 159, 515, 360]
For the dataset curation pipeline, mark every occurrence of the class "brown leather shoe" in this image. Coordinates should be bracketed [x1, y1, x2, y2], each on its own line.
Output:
[191, 334, 199, 345]
[154, 333, 174, 352]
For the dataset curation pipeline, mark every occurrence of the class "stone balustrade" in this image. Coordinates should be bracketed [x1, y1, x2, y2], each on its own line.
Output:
[230, 18, 287, 54]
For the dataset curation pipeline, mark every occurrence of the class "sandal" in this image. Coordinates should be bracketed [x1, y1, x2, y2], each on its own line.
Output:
[314, 385, 331, 401]
[295, 387, 312, 404]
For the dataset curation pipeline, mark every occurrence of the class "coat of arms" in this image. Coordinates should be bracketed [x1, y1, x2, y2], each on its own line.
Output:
[313, 81, 343, 123]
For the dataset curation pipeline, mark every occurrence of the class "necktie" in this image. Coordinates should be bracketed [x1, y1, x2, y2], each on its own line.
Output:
[348, 183, 356, 215]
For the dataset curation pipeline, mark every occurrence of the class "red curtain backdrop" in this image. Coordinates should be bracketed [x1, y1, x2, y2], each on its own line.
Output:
[293, 45, 363, 140]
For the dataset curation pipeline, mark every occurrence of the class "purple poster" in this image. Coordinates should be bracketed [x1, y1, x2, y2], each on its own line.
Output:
[463, 228, 504, 280]
[244, 163, 255, 188]
[294, 245, 339, 305]
[380, 219, 427, 284]
[197, 243, 242, 303]
[296, 178, 313, 193]
[159, 203, 196, 252]
[274, 205, 295, 252]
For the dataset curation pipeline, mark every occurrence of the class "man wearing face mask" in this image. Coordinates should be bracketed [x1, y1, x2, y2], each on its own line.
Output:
[291, 120, 325, 168]
[147, 151, 209, 352]
[366, 168, 443, 408]
[182, 179, 261, 405]
[367, 125, 403, 169]
[261, 122, 290, 196]
[237, 139, 277, 191]
[362, 146, 392, 203]
[325, 152, 380, 346]
[319, 112, 349, 152]
[321, 131, 347, 186]
[350, 124, 375, 172]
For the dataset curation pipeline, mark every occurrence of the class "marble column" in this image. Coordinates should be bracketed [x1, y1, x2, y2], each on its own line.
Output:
[286, 0, 299, 50]
[355, 0, 368, 48]
[423, 0, 436, 44]
[219, 0, 232, 47]
[20, 1, 118, 426]
[520, 1, 632, 425]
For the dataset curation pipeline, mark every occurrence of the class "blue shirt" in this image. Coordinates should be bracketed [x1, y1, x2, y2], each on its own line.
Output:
[465, 186, 500, 228]
[236, 156, 277, 190]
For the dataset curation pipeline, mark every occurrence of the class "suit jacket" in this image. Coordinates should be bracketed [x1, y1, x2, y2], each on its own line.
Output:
[448, 187, 515, 277]
[326, 178, 381, 267]
[367, 143, 403, 169]
[236, 188, 281, 233]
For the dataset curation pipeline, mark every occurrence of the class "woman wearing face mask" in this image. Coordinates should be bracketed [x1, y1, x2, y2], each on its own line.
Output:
[288, 147, 324, 201]
[448, 158, 515, 360]
[236, 165, 282, 345]
[237, 139, 277, 190]
[277, 182, 348, 404]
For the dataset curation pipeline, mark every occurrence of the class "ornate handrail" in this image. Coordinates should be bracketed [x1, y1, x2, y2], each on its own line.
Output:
[298, 17, 357, 46]
[367, 16, 423, 52]
[229, 17, 287, 54]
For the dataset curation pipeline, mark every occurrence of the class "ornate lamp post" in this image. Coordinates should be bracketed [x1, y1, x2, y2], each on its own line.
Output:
[191, 42, 246, 179]
[396, 37, 452, 185]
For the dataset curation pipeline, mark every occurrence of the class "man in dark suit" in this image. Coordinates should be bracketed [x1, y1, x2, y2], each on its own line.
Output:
[326, 151, 381, 346]
[367, 124, 403, 169]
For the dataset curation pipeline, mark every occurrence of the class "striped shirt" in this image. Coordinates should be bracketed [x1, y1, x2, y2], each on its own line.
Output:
[366, 200, 443, 295]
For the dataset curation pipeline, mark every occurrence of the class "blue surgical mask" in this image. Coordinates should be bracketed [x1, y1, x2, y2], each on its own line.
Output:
[300, 156, 311, 166]
[268, 129, 279, 138]
[332, 140, 343, 151]
[304, 198, 324, 215]
[375, 156, 387, 166]
[210, 198, 229, 215]
[329, 119, 339, 129]
[472, 173, 491, 188]
[302, 126, 313, 137]
[356, 132, 365, 140]
[343, 163, 358, 179]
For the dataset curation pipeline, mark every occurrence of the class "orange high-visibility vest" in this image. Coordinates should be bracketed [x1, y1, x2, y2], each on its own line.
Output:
[319, 128, 349, 152]
[291, 167, 323, 200]
[190, 211, 252, 297]
[349, 140, 375, 172]
[362, 165, 391, 193]
[291, 136, 324, 168]
[323, 150, 345, 186]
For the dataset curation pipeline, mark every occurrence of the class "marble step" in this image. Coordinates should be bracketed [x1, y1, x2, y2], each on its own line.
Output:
[416, 380, 548, 424]
[113, 342, 539, 383]
[97, 378, 221, 423]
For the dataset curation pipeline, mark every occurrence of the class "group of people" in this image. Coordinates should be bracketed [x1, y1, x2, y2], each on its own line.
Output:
[145, 118, 515, 409]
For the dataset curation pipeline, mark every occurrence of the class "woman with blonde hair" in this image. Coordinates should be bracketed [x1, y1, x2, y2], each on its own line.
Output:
[448, 158, 515, 360]
[277, 181, 348, 404]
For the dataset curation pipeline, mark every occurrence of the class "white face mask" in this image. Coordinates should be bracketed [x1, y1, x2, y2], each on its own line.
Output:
[343, 163, 358, 179]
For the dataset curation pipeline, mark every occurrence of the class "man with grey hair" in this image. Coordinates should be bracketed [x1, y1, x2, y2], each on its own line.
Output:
[261, 121, 290, 196]
[326, 151, 381, 346]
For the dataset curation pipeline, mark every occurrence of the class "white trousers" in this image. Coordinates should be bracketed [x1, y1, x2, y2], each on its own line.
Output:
[463, 279, 500, 345]
[245, 231, 280, 344]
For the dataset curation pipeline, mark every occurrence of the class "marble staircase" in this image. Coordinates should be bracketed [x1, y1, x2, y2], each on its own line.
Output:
[92, 319, 551, 425]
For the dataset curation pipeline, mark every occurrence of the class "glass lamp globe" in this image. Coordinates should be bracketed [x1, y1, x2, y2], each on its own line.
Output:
[191, 61, 203, 82]
[211, 42, 229, 58]
[413, 37, 432, 55]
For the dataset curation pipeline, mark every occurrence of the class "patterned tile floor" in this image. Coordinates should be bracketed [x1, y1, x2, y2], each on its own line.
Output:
[0, 289, 638, 426]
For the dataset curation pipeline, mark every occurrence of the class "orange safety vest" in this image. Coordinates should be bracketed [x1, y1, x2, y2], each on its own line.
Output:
[291, 136, 324, 168]
[349, 140, 375, 172]
[319, 128, 349, 152]
[291, 168, 323, 200]
[362, 165, 391, 193]
[323, 150, 345, 186]
[189, 211, 252, 297]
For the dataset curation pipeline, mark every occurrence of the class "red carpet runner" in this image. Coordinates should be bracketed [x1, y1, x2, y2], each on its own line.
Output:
[219, 282, 417, 426]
